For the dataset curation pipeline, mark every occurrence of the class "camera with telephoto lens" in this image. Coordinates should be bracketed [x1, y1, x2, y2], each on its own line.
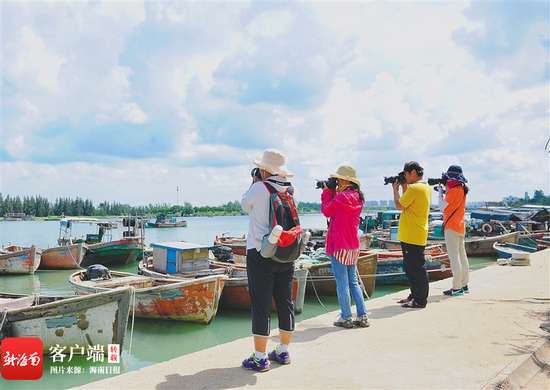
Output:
[383, 173, 406, 185]
[316, 177, 337, 190]
[251, 167, 262, 180]
[427, 177, 448, 186]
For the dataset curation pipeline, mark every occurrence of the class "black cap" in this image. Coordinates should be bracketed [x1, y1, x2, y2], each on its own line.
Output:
[399, 161, 424, 175]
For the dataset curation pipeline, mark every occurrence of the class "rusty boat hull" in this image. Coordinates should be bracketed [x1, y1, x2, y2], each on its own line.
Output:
[69, 270, 227, 325]
[39, 243, 86, 270]
[0, 245, 41, 275]
[0, 287, 132, 353]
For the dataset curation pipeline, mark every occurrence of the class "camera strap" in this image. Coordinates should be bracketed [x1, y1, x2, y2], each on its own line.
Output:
[265, 178, 292, 187]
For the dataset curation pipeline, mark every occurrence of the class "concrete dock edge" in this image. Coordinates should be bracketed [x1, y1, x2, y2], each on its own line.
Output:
[71, 248, 550, 390]
[483, 338, 550, 390]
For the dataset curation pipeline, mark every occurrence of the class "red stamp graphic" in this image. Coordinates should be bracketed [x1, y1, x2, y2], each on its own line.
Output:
[1, 337, 43, 380]
[108, 344, 120, 363]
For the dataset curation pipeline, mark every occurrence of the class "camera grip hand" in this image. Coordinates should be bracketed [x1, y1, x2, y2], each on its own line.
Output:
[437, 186, 444, 196]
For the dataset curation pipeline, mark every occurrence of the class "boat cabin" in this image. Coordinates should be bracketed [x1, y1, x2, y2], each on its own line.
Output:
[151, 242, 211, 274]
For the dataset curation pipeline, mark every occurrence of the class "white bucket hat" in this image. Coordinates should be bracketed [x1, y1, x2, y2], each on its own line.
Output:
[253, 149, 294, 178]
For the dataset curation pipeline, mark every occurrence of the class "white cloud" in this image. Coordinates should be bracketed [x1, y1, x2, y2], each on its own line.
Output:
[1, 1, 548, 208]
[120, 103, 148, 124]
[245, 8, 294, 39]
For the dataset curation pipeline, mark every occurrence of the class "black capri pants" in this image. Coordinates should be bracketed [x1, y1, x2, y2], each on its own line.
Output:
[246, 248, 295, 337]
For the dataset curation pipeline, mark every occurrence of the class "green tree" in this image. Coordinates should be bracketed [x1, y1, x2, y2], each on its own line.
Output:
[13, 196, 23, 213]
[4, 195, 13, 215]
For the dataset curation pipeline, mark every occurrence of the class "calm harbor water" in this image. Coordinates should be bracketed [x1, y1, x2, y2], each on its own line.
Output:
[0, 214, 496, 389]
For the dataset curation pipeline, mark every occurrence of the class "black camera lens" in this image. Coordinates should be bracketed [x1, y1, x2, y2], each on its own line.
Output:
[251, 168, 262, 179]
[316, 177, 337, 190]
[383, 173, 406, 185]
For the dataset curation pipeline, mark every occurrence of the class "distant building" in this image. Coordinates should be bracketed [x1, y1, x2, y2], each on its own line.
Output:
[4, 213, 35, 221]
[379, 200, 388, 207]
[364, 200, 379, 207]
[466, 202, 486, 209]
[503, 196, 520, 203]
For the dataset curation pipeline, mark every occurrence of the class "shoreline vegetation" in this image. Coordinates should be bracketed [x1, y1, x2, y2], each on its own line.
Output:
[0, 190, 548, 220]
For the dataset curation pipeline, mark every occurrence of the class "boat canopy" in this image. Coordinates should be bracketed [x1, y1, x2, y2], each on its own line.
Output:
[60, 218, 102, 228]
[151, 242, 212, 251]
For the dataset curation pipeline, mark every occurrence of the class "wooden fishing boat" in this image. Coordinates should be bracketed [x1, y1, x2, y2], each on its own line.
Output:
[58, 217, 145, 267]
[363, 245, 452, 285]
[207, 260, 307, 313]
[145, 213, 187, 228]
[39, 243, 87, 270]
[296, 252, 378, 297]
[213, 233, 247, 255]
[0, 287, 132, 353]
[378, 231, 520, 256]
[0, 245, 41, 275]
[517, 231, 546, 248]
[492, 242, 537, 259]
[83, 239, 143, 267]
[69, 270, 227, 325]
[141, 241, 306, 313]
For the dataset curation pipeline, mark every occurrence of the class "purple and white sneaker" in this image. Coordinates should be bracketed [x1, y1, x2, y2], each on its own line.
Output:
[242, 354, 270, 372]
[268, 348, 291, 365]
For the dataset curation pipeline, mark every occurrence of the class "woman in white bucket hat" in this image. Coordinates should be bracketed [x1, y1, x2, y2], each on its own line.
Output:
[241, 148, 299, 372]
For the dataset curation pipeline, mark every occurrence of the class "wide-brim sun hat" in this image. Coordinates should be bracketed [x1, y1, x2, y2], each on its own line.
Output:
[253, 148, 294, 178]
[330, 165, 361, 186]
[443, 165, 468, 183]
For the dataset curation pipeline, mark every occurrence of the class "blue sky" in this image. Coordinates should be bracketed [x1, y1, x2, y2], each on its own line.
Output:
[2, 1, 549, 207]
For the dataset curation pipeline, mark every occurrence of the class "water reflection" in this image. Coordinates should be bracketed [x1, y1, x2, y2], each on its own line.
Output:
[0, 274, 41, 294]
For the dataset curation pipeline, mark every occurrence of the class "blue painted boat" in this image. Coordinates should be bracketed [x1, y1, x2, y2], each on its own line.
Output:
[492, 241, 537, 259]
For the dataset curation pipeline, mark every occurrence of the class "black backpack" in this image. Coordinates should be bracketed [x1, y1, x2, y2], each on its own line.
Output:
[263, 181, 309, 263]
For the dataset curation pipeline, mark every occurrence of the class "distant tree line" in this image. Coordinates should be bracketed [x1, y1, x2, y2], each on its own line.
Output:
[2, 190, 548, 219]
[511, 190, 550, 206]
[0, 193, 322, 218]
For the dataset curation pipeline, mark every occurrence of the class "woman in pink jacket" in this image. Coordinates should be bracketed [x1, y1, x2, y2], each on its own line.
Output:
[321, 165, 369, 328]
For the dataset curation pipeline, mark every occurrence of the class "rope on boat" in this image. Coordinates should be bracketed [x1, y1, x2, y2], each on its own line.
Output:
[305, 269, 330, 313]
[304, 261, 499, 281]
[0, 309, 8, 331]
[122, 286, 137, 374]
[356, 268, 370, 300]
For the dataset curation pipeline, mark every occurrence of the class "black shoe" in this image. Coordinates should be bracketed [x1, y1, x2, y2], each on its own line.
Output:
[401, 299, 426, 308]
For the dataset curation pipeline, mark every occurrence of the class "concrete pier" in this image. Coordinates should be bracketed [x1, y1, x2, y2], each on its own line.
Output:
[72, 249, 550, 390]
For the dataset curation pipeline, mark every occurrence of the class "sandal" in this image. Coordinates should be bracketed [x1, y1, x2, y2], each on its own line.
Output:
[401, 300, 426, 309]
[398, 298, 410, 304]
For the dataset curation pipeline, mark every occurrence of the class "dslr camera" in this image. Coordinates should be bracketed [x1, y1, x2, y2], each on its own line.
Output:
[427, 176, 448, 186]
[316, 177, 337, 190]
[251, 167, 262, 180]
[383, 172, 406, 185]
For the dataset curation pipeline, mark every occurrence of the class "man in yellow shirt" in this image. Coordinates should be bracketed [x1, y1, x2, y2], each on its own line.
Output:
[392, 161, 431, 308]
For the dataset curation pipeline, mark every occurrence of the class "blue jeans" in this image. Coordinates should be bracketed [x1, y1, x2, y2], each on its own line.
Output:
[330, 255, 368, 319]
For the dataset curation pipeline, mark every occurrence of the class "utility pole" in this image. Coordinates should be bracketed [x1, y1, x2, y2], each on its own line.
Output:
[177, 186, 179, 205]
